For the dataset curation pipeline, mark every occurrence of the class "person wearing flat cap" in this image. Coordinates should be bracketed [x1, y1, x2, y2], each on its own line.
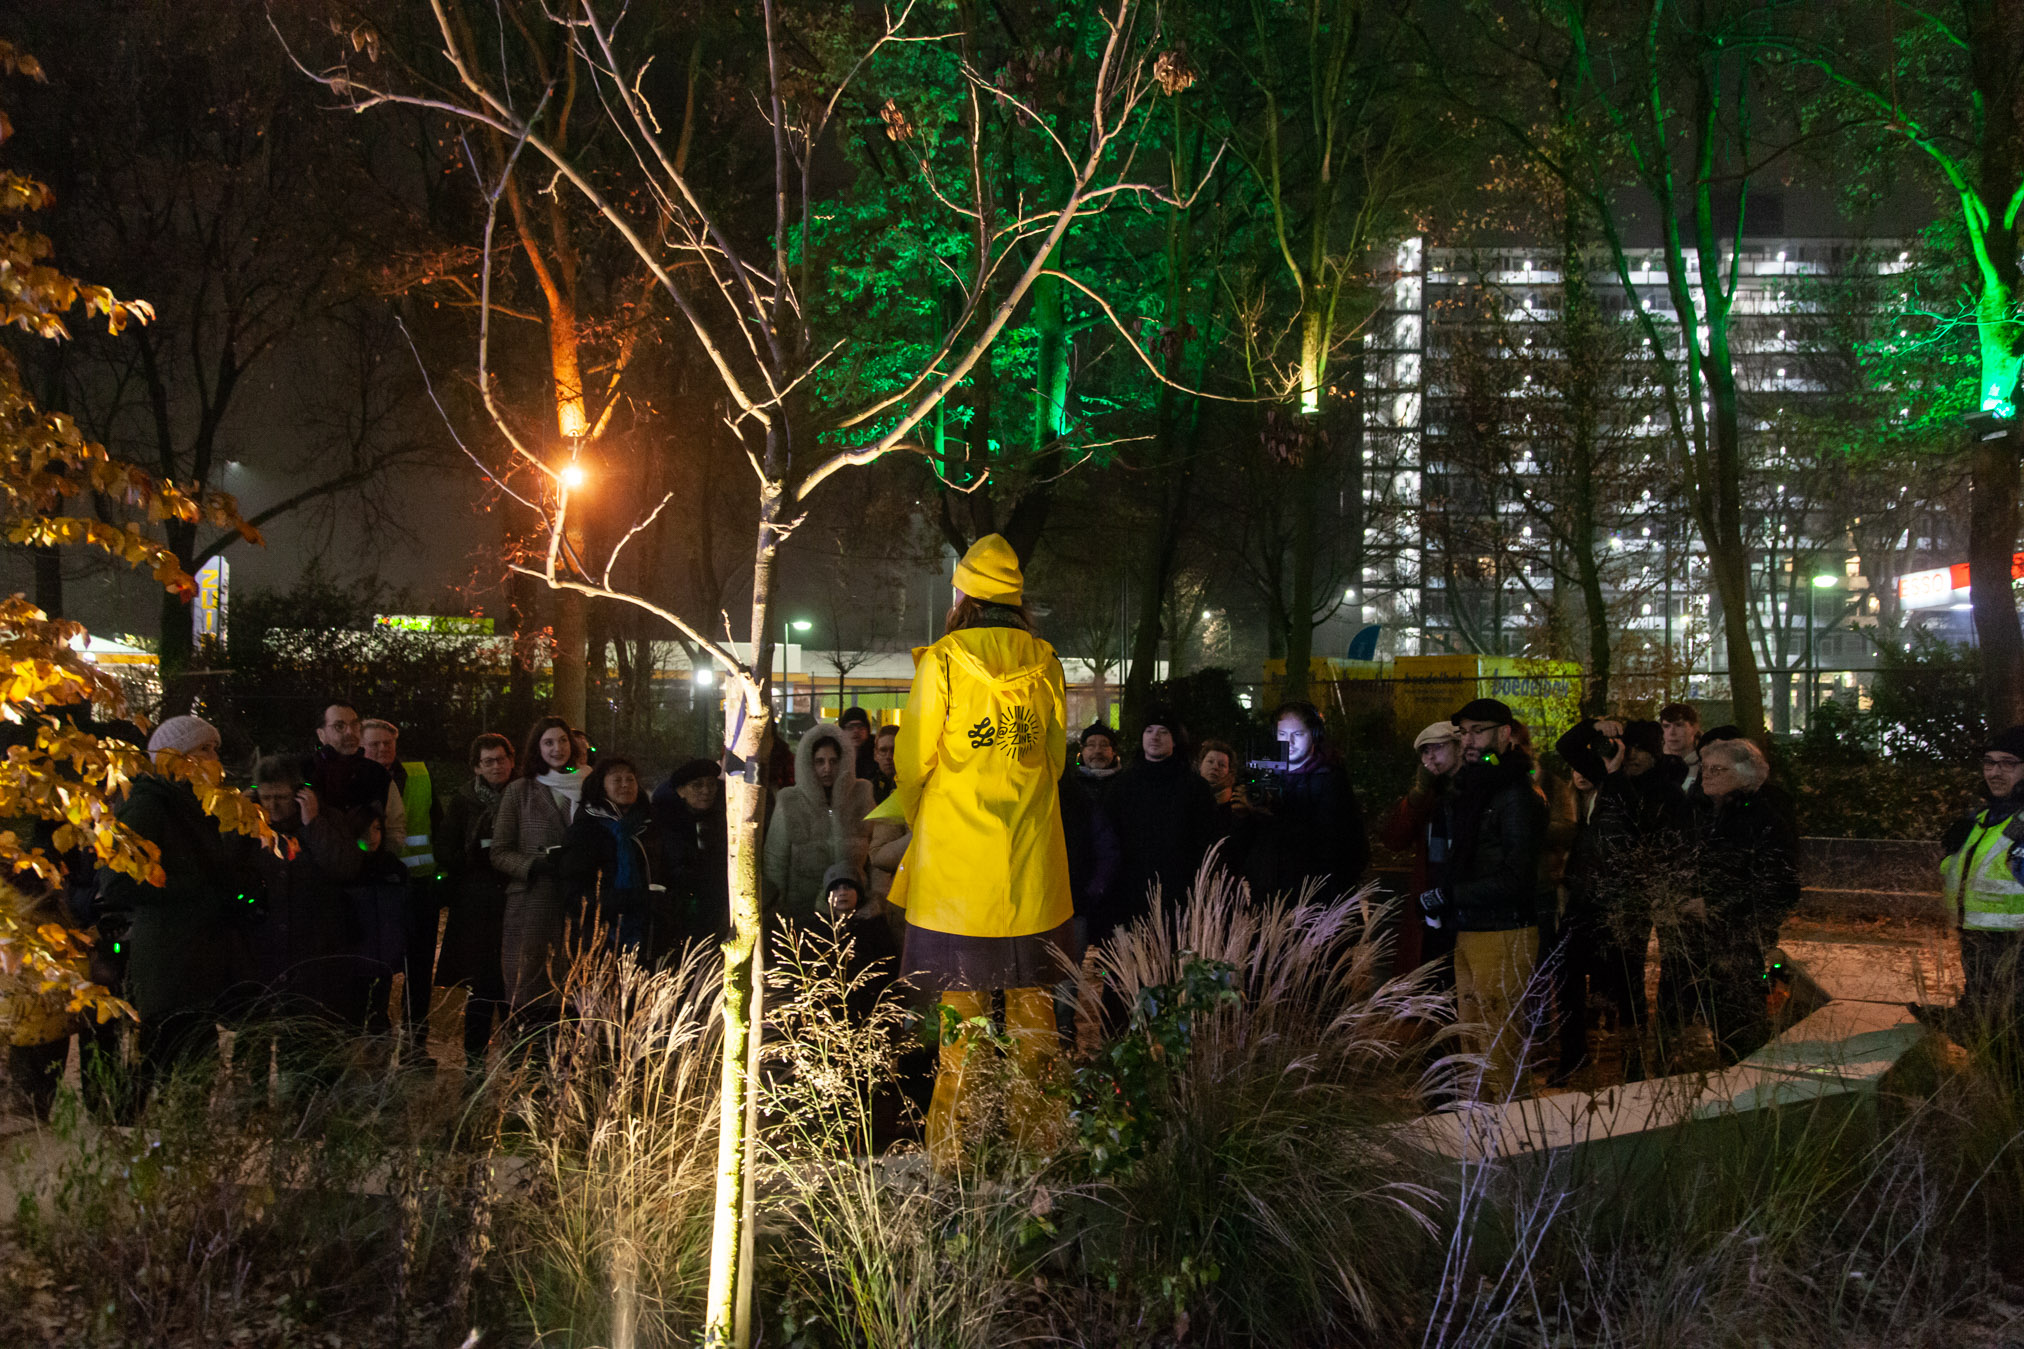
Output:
[1942, 725, 2024, 1037]
[94, 714, 254, 1083]
[1379, 720, 1465, 979]
[1418, 697, 1551, 1099]
[887, 533, 1074, 1169]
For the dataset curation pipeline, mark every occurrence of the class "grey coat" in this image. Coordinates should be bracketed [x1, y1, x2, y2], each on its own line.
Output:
[491, 772, 580, 1006]
[763, 723, 874, 926]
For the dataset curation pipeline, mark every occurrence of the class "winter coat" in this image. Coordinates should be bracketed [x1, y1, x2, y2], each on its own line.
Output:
[559, 800, 667, 953]
[95, 774, 253, 1021]
[1379, 772, 1454, 974]
[1258, 762, 1368, 903]
[434, 777, 510, 989]
[308, 745, 393, 824]
[1561, 767, 1678, 920]
[651, 791, 729, 948]
[1431, 747, 1551, 933]
[1379, 771, 1450, 899]
[823, 860, 902, 1023]
[765, 723, 875, 926]
[491, 771, 580, 1004]
[241, 805, 368, 1020]
[1693, 785, 1800, 947]
[887, 622, 1073, 941]
[1099, 754, 1217, 941]
[1059, 766, 1119, 918]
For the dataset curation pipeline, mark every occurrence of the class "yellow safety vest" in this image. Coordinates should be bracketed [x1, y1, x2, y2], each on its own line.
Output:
[1943, 809, 2024, 931]
[398, 762, 435, 877]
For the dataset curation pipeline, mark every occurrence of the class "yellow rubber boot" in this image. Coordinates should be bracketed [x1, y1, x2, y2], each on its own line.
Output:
[926, 990, 986, 1172]
[1004, 986, 1066, 1154]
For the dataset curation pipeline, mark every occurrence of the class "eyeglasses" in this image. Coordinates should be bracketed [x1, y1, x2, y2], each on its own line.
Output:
[324, 716, 360, 731]
[1985, 756, 2024, 770]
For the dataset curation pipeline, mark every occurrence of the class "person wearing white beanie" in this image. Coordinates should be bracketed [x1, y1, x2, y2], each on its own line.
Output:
[146, 714, 221, 763]
[99, 711, 246, 1083]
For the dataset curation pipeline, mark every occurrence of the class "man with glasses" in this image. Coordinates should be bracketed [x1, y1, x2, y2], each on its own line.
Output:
[1420, 698, 1550, 1100]
[1942, 726, 2024, 1037]
[308, 701, 393, 841]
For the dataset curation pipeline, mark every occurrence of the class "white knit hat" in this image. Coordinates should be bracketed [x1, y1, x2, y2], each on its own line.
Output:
[148, 714, 219, 756]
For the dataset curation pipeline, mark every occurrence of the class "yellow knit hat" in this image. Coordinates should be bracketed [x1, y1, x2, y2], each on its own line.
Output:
[953, 533, 1023, 604]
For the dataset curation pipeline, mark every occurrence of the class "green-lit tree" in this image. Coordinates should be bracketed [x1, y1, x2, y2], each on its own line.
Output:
[1775, 1, 2024, 727]
[1205, 0, 1434, 702]
[284, 3, 1191, 1341]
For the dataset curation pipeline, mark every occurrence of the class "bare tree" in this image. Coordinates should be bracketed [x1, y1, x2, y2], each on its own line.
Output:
[284, 3, 1192, 1339]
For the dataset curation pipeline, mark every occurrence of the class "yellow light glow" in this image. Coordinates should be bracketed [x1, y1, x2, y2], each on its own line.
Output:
[559, 464, 587, 489]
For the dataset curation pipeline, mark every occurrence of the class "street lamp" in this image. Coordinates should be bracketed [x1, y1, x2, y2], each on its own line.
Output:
[1807, 573, 1839, 720]
[783, 617, 812, 717]
[559, 462, 587, 489]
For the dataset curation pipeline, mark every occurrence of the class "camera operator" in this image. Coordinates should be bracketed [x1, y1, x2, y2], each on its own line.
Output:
[1247, 702, 1367, 905]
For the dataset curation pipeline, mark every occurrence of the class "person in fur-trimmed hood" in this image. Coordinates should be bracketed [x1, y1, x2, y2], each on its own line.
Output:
[764, 721, 874, 926]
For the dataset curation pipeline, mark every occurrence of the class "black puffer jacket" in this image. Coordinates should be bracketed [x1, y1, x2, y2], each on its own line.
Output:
[652, 792, 729, 948]
[1695, 785, 1800, 944]
[1259, 762, 1368, 902]
[1432, 747, 1550, 932]
[95, 774, 254, 1020]
[1100, 754, 1217, 940]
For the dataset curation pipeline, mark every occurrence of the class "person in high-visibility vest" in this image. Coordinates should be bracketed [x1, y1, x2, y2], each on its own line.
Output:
[363, 718, 445, 1061]
[1942, 725, 2024, 1036]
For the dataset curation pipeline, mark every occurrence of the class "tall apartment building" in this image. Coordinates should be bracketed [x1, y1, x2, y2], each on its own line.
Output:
[1344, 230, 1971, 726]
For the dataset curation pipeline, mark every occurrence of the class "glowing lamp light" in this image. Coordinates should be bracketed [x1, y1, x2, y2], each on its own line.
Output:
[693, 667, 715, 687]
[559, 463, 587, 489]
[790, 619, 813, 632]
[1811, 574, 1839, 589]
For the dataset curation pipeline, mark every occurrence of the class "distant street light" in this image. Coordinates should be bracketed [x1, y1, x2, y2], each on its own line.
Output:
[1807, 574, 1840, 719]
[559, 463, 587, 489]
[782, 618, 813, 716]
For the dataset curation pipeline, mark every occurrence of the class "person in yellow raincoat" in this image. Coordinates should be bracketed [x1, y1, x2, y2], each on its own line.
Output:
[887, 533, 1075, 1168]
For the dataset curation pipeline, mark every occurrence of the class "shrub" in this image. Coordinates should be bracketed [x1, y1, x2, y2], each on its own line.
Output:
[14, 1020, 497, 1346]
[1062, 865, 1450, 1343]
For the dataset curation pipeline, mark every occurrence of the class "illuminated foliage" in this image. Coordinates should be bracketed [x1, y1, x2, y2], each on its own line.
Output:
[0, 42, 269, 1041]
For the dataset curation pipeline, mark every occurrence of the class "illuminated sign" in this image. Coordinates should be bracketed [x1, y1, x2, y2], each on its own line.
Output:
[193, 556, 228, 641]
[1897, 553, 2024, 609]
[373, 614, 496, 635]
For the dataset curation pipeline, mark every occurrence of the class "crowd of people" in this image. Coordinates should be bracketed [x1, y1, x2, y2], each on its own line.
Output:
[54, 702, 731, 1099]
[10, 539, 2024, 1132]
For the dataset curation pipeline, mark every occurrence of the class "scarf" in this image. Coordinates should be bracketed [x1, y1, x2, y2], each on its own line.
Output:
[581, 804, 646, 892]
[538, 767, 585, 823]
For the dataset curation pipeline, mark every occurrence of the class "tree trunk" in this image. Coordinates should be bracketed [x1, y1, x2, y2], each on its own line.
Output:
[32, 546, 61, 619]
[555, 588, 588, 727]
[1970, 425, 2024, 729]
[157, 518, 197, 677]
[505, 564, 539, 735]
[1281, 450, 1319, 703]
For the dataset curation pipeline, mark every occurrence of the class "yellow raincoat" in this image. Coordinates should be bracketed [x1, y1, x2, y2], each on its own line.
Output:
[888, 625, 1072, 939]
